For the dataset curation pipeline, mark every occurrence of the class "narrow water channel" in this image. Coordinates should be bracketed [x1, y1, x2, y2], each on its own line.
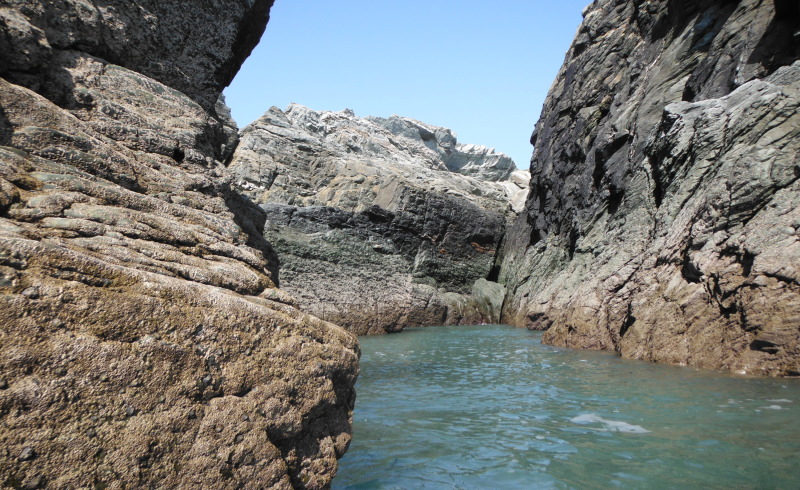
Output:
[333, 325, 800, 489]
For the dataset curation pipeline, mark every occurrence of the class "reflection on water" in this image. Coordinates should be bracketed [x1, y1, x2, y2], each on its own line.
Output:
[334, 325, 800, 489]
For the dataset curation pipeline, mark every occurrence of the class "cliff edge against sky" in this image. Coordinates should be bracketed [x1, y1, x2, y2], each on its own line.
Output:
[500, 0, 800, 376]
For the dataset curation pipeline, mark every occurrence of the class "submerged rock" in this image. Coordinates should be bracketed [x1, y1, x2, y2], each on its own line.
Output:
[230, 105, 527, 334]
[0, 1, 359, 488]
[500, 0, 800, 376]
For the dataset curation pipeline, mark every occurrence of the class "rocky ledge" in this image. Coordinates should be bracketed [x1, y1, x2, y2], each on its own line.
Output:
[230, 104, 529, 334]
[0, 1, 358, 488]
[499, 0, 800, 376]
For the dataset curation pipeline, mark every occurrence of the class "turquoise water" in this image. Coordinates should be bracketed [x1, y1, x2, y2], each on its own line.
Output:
[333, 325, 800, 489]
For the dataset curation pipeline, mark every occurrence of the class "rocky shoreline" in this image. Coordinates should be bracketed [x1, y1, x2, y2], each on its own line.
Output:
[498, 0, 800, 376]
[1, 0, 799, 488]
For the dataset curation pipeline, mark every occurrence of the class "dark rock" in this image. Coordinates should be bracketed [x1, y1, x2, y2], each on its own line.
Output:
[500, 0, 800, 376]
[0, 0, 275, 112]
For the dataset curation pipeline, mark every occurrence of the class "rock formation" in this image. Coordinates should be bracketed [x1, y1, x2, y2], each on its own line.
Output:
[0, 2, 359, 488]
[230, 104, 529, 334]
[500, 0, 800, 376]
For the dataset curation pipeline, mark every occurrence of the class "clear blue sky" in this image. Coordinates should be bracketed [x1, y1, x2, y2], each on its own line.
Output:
[224, 0, 588, 169]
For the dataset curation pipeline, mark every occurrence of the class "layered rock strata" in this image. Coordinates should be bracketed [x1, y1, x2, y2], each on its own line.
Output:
[0, 1, 359, 488]
[500, 0, 800, 375]
[230, 105, 529, 334]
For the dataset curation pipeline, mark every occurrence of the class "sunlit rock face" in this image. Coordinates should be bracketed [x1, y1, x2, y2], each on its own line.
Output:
[0, 1, 361, 488]
[230, 104, 529, 334]
[499, 0, 800, 376]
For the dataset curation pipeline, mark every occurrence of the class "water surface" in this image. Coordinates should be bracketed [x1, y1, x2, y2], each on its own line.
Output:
[334, 325, 800, 489]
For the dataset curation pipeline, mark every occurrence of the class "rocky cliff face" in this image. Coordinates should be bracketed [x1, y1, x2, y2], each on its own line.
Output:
[0, 2, 359, 488]
[0, 0, 272, 112]
[230, 105, 529, 334]
[500, 0, 800, 376]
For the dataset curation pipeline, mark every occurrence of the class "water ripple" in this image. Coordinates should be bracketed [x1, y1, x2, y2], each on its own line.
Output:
[334, 325, 800, 488]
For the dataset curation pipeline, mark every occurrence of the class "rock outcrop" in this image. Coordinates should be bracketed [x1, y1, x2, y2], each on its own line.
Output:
[0, 2, 359, 488]
[230, 105, 528, 334]
[0, 0, 272, 111]
[500, 0, 800, 376]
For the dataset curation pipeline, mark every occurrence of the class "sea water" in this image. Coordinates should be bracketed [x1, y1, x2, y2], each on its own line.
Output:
[333, 325, 800, 489]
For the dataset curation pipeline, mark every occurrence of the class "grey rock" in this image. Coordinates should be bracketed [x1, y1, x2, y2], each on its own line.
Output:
[230, 105, 528, 334]
[470, 278, 507, 324]
[18, 447, 35, 462]
[366, 113, 517, 182]
[215, 94, 241, 164]
[500, 0, 800, 376]
[0, 0, 275, 111]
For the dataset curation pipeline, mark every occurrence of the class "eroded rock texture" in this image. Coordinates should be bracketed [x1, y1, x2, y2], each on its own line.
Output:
[500, 0, 800, 375]
[0, 2, 359, 488]
[0, 0, 273, 111]
[230, 105, 528, 334]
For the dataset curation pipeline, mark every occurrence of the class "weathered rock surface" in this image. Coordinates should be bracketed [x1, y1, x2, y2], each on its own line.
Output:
[1, 1, 359, 488]
[230, 105, 528, 334]
[500, 0, 800, 375]
[0, 0, 273, 111]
